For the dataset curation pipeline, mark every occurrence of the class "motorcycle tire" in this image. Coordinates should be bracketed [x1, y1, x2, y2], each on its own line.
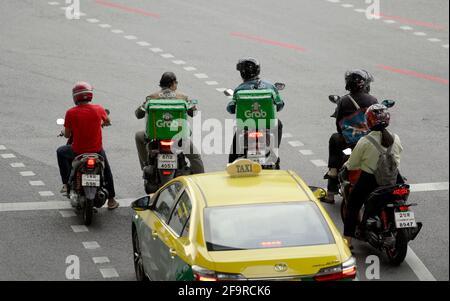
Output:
[386, 228, 408, 266]
[83, 197, 94, 226]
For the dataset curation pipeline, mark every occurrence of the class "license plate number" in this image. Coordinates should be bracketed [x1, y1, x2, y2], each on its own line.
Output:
[157, 154, 178, 169]
[82, 174, 100, 187]
[395, 211, 417, 228]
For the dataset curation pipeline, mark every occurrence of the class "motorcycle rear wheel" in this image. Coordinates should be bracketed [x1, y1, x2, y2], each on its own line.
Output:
[82, 197, 93, 226]
[386, 229, 408, 266]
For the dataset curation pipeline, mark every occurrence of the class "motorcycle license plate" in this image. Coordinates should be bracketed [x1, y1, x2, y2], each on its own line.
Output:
[81, 174, 100, 187]
[394, 211, 417, 228]
[157, 154, 178, 169]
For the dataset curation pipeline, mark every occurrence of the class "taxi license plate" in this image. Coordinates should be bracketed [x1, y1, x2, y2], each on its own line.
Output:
[157, 154, 178, 169]
[82, 174, 100, 187]
[395, 211, 417, 228]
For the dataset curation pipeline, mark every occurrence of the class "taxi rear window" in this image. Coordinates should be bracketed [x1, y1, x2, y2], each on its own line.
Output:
[203, 202, 334, 251]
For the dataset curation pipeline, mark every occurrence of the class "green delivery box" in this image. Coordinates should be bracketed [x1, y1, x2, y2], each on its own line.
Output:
[234, 89, 277, 130]
[145, 99, 189, 140]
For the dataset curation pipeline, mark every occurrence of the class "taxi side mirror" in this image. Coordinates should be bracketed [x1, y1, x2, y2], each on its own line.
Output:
[131, 196, 151, 211]
[309, 186, 327, 201]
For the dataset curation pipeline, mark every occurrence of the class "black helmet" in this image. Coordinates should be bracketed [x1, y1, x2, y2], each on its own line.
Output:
[159, 72, 177, 88]
[345, 69, 374, 93]
[237, 57, 261, 81]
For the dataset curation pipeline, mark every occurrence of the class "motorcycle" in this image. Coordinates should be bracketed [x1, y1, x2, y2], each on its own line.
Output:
[56, 111, 110, 226]
[224, 82, 285, 169]
[142, 98, 198, 194]
[338, 149, 422, 266]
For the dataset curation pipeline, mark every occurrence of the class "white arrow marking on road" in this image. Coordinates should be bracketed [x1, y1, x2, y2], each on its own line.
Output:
[409, 182, 449, 192]
[406, 246, 436, 281]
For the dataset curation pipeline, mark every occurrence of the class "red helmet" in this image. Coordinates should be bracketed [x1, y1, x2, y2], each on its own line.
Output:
[72, 81, 93, 103]
[366, 104, 390, 130]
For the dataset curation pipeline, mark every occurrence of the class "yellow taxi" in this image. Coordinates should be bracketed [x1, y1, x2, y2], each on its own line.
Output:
[131, 160, 356, 281]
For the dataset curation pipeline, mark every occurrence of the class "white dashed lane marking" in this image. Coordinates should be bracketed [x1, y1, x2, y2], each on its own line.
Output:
[216, 88, 226, 93]
[98, 24, 111, 28]
[205, 81, 218, 86]
[172, 60, 186, 65]
[86, 18, 99, 23]
[427, 38, 442, 43]
[383, 20, 397, 24]
[161, 53, 175, 58]
[150, 47, 163, 53]
[47, 1, 60, 5]
[29, 181, 45, 186]
[400, 26, 414, 31]
[71, 225, 89, 233]
[0, 201, 71, 212]
[99, 268, 119, 278]
[184, 66, 197, 71]
[59, 210, 76, 217]
[194, 73, 209, 79]
[410, 182, 449, 192]
[354, 8, 366, 13]
[299, 150, 314, 156]
[93, 257, 111, 264]
[137, 41, 151, 46]
[39, 191, 55, 197]
[288, 141, 304, 147]
[1, 154, 16, 159]
[413, 32, 427, 36]
[10, 163, 25, 168]
[124, 35, 138, 40]
[0, 145, 6, 150]
[111, 29, 124, 34]
[283, 133, 293, 138]
[310, 159, 328, 167]
[20, 171, 36, 177]
[83, 241, 100, 250]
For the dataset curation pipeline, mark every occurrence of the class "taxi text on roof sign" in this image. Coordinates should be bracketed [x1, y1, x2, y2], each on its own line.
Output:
[226, 159, 262, 177]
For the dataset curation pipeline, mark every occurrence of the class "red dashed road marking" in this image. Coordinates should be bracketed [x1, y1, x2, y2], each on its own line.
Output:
[376, 14, 447, 31]
[230, 32, 306, 52]
[378, 64, 449, 85]
[95, 0, 160, 18]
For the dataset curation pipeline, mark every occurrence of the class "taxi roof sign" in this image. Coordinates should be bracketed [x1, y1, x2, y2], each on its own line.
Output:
[226, 159, 262, 177]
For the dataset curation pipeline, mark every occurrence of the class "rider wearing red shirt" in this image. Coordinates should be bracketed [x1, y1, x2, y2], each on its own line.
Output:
[57, 82, 119, 209]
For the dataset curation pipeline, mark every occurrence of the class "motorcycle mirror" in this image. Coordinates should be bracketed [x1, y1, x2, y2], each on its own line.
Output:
[274, 82, 285, 91]
[329, 95, 340, 104]
[56, 118, 65, 125]
[381, 99, 396, 108]
[343, 148, 352, 156]
[224, 89, 234, 97]
[190, 99, 198, 105]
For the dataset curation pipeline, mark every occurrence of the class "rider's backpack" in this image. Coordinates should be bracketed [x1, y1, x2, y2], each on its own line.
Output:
[365, 135, 399, 186]
[339, 95, 370, 145]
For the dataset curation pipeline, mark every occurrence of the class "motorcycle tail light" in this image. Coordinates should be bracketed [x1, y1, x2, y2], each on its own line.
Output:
[162, 171, 172, 176]
[393, 187, 409, 196]
[160, 140, 174, 152]
[86, 158, 96, 169]
[399, 206, 410, 212]
[248, 131, 264, 139]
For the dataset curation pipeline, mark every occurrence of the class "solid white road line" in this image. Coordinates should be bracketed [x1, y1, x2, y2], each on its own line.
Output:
[99, 268, 119, 278]
[29, 181, 45, 186]
[184, 66, 197, 71]
[39, 191, 55, 197]
[409, 182, 449, 192]
[0, 145, 6, 150]
[406, 246, 437, 281]
[93, 257, 110, 264]
[288, 141, 304, 147]
[71, 225, 89, 233]
[82, 241, 100, 250]
[310, 159, 328, 167]
[0, 201, 71, 212]
[1, 154, 16, 159]
[10, 163, 25, 168]
[59, 210, 76, 217]
[20, 171, 36, 177]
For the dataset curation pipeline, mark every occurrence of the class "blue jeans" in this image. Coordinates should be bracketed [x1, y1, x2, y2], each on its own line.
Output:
[56, 145, 116, 198]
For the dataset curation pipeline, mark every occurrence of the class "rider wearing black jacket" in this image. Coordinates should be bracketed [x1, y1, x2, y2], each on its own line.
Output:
[324, 70, 378, 204]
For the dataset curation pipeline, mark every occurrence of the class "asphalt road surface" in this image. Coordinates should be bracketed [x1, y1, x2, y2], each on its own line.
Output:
[0, 0, 448, 281]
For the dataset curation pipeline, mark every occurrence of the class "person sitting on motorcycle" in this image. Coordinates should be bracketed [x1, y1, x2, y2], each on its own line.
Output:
[134, 72, 205, 173]
[57, 81, 119, 210]
[227, 57, 285, 164]
[323, 69, 378, 204]
[342, 104, 403, 247]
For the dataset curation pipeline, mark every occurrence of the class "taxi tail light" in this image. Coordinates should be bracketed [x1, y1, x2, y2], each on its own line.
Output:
[86, 158, 96, 169]
[192, 265, 245, 281]
[314, 257, 357, 281]
[160, 140, 174, 152]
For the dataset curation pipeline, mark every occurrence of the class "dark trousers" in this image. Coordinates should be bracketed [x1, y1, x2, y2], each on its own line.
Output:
[327, 133, 352, 193]
[343, 171, 405, 237]
[229, 120, 283, 163]
[56, 145, 116, 198]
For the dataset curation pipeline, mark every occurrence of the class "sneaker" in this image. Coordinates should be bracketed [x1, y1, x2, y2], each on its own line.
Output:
[321, 192, 336, 204]
[60, 184, 68, 194]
